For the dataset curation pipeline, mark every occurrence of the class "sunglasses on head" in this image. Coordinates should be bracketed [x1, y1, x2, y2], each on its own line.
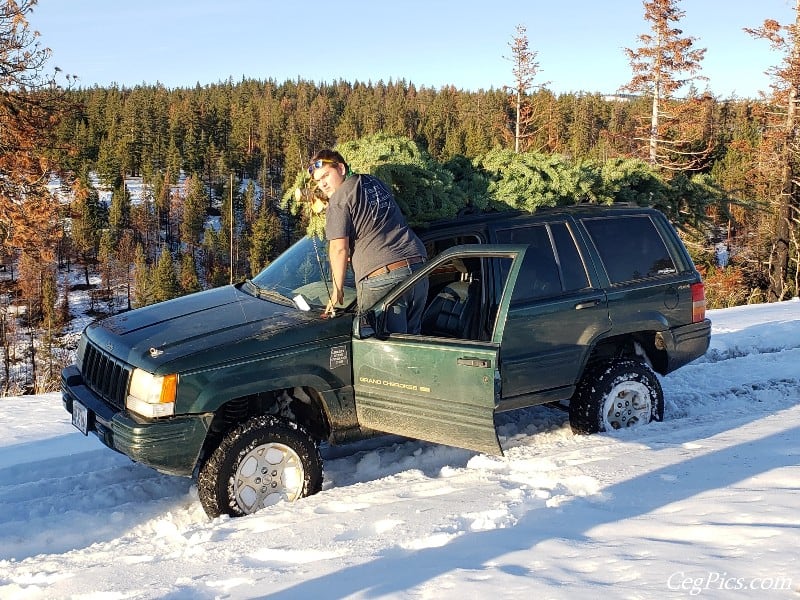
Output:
[308, 159, 337, 175]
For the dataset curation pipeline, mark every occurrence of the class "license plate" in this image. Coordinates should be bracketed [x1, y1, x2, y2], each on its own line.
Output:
[72, 400, 89, 435]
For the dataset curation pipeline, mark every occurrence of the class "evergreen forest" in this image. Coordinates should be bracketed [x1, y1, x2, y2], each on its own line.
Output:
[45, 79, 791, 305]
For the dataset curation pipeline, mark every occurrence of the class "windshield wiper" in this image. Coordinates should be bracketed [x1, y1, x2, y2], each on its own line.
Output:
[245, 280, 295, 307]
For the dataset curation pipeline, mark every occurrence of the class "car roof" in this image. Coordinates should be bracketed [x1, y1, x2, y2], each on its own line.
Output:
[418, 203, 660, 234]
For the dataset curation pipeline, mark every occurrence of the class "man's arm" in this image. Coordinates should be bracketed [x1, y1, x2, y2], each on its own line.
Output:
[328, 237, 349, 306]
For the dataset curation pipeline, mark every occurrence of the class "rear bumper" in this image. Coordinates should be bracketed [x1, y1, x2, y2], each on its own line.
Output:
[61, 365, 212, 477]
[661, 318, 712, 373]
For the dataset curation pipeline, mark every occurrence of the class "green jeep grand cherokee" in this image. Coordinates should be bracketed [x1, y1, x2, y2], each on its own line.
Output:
[61, 205, 711, 518]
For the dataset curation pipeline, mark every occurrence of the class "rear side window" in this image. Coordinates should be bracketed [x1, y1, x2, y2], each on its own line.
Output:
[496, 222, 588, 302]
[582, 215, 676, 284]
[551, 223, 589, 291]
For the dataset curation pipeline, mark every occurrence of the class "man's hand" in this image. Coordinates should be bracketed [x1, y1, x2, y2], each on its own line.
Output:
[323, 289, 343, 317]
[323, 298, 336, 317]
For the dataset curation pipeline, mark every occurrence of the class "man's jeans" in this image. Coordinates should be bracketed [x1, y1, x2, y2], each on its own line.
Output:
[357, 262, 428, 334]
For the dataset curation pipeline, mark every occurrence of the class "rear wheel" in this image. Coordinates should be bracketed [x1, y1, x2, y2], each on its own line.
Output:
[569, 359, 664, 434]
[198, 415, 322, 518]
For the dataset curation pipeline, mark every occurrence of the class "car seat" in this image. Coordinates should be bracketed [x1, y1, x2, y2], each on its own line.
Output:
[421, 259, 480, 339]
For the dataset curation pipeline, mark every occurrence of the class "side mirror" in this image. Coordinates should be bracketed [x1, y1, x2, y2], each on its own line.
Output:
[355, 310, 376, 339]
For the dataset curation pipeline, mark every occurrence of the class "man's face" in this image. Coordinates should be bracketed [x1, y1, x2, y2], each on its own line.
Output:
[312, 161, 346, 199]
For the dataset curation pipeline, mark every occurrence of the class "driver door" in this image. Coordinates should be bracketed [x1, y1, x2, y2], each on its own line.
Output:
[351, 245, 527, 456]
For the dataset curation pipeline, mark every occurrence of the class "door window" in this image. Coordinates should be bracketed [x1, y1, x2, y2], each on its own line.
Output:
[377, 249, 519, 342]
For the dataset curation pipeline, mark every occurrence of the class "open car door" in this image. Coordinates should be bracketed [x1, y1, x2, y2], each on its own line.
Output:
[351, 245, 527, 456]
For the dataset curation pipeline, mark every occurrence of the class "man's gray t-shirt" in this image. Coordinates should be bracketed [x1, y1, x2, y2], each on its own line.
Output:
[325, 174, 426, 282]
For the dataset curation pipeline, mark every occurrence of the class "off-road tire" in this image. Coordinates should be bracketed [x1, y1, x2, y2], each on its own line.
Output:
[198, 415, 323, 518]
[569, 359, 664, 434]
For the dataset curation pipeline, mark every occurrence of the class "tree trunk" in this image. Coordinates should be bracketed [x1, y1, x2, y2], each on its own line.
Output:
[650, 89, 659, 164]
[769, 1, 800, 301]
[649, 29, 663, 165]
[515, 91, 522, 153]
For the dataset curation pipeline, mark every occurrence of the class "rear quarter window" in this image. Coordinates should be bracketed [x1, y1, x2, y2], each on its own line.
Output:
[582, 215, 677, 284]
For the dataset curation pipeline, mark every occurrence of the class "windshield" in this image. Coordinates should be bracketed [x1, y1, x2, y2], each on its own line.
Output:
[250, 236, 357, 309]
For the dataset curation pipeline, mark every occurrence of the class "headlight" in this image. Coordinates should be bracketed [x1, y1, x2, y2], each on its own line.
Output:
[127, 369, 178, 418]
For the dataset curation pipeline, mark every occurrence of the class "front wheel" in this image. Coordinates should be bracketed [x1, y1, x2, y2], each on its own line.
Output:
[198, 415, 323, 518]
[569, 359, 664, 434]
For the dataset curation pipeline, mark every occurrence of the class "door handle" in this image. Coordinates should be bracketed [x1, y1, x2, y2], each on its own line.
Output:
[575, 298, 602, 310]
[458, 357, 491, 368]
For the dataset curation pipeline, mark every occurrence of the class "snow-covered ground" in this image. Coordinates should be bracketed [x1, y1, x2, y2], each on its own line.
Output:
[1, 299, 799, 599]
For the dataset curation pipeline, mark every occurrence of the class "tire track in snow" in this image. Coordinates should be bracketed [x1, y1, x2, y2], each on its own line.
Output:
[0, 447, 196, 561]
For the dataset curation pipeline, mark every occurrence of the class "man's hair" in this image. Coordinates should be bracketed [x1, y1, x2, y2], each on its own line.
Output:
[310, 149, 348, 172]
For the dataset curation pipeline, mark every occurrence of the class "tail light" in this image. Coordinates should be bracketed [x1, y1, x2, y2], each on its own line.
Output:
[691, 282, 706, 323]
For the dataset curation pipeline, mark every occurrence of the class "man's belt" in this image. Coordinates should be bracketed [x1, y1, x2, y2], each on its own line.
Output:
[365, 256, 424, 279]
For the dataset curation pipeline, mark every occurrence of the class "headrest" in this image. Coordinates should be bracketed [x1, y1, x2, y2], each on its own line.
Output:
[451, 258, 468, 273]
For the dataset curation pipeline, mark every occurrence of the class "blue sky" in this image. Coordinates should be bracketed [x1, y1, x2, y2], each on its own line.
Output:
[28, 0, 796, 98]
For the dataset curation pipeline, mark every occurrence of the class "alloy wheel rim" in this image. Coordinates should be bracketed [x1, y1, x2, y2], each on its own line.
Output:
[233, 442, 304, 514]
[602, 381, 651, 430]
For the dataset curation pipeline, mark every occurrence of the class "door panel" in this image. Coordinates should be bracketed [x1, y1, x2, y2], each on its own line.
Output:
[351, 245, 526, 456]
[353, 337, 502, 455]
[500, 290, 610, 403]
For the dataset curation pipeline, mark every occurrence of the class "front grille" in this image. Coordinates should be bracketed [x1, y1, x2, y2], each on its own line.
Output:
[81, 341, 132, 411]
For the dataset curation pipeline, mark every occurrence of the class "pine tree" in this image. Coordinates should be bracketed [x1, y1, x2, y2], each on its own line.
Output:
[201, 226, 230, 288]
[39, 266, 59, 390]
[179, 251, 201, 295]
[69, 174, 104, 286]
[151, 171, 173, 246]
[130, 185, 158, 256]
[40, 266, 57, 332]
[505, 25, 541, 153]
[419, 87, 460, 160]
[623, 0, 708, 167]
[249, 209, 280, 276]
[116, 230, 136, 311]
[96, 135, 122, 188]
[282, 132, 306, 194]
[476, 148, 580, 212]
[59, 276, 71, 325]
[219, 173, 242, 282]
[98, 229, 115, 297]
[180, 174, 207, 251]
[0, 308, 18, 395]
[153, 246, 180, 303]
[132, 244, 152, 308]
[109, 178, 132, 235]
[243, 179, 258, 229]
[166, 136, 182, 184]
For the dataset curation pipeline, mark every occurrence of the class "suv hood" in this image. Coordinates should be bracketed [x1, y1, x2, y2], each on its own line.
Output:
[84, 284, 348, 374]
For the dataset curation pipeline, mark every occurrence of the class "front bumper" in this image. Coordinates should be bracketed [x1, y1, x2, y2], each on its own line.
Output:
[61, 365, 213, 477]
